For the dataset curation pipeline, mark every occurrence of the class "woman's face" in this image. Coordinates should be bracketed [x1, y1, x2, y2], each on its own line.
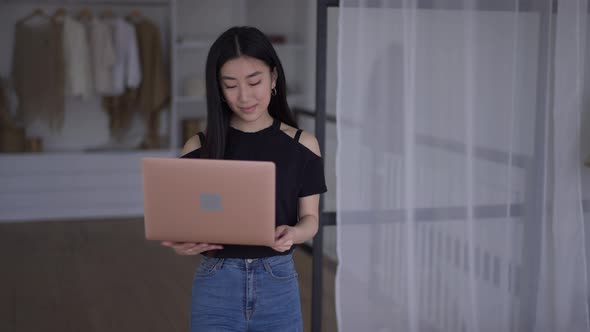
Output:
[219, 55, 277, 123]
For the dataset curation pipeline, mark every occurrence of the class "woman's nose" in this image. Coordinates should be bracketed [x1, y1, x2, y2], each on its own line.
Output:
[237, 86, 250, 103]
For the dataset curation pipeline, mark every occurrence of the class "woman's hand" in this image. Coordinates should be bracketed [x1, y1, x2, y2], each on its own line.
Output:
[272, 225, 298, 252]
[161, 241, 223, 255]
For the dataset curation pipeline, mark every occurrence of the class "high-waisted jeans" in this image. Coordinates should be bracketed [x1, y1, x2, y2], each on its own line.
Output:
[190, 253, 303, 332]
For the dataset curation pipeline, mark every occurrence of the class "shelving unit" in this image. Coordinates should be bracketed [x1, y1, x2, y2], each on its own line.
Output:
[0, 0, 174, 222]
[176, 95, 205, 103]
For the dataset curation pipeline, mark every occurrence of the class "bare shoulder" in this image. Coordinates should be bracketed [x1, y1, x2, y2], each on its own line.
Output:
[279, 122, 321, 157]
[298, 131, 321, 157]
[181, 134, 202, 155]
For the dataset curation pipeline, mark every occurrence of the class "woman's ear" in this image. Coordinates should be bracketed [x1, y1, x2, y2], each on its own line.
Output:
[271, 67, 278, 88]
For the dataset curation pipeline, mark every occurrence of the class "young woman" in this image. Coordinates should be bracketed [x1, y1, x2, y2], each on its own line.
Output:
[161, 26, 327, 331]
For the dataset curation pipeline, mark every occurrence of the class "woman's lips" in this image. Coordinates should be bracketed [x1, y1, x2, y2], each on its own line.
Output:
[240, 105, 257, 114]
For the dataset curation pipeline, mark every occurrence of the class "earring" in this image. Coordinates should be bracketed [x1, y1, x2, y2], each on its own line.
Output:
[272, 87, 277, 96]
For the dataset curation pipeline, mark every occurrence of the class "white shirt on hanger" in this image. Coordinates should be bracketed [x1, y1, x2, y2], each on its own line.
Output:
[105, 17, 142, 96]
[63, 16, 92, 98]
[85, 17, 116, 95]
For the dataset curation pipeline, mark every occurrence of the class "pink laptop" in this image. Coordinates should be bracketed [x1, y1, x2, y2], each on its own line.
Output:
[141, 157, 275, 246]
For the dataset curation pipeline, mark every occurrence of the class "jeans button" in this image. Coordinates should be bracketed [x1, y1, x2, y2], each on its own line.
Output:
[246, 259, 253, 263]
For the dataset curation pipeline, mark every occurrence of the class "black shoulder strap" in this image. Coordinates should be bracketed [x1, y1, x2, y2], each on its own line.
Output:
[197, 132, 206, 145]
[294, 129, 303, 142]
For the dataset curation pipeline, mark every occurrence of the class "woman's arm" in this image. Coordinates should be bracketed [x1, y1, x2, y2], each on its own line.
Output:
[273, 132, 323, 252]
[293, 194, 320, 243]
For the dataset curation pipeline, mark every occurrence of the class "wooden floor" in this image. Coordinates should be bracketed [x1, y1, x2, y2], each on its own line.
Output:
[0, 218, 337, 332]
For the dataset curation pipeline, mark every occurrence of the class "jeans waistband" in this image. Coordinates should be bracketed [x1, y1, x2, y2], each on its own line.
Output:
[200, 253, 293, 268]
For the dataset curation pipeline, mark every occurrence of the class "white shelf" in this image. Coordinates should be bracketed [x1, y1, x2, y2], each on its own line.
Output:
[272, 43, 306, 52]
[176, 39, 212, 50]
[176, 96, 205, 103]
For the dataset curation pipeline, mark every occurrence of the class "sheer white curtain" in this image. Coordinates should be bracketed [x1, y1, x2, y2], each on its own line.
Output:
[335, 0, 589, 331]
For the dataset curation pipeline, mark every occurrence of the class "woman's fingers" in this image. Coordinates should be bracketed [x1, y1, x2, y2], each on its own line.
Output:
[275, 225, 289, 240]
[178, 243, 198, 250]
[193, 243, 224, 252]
[272, 244, 292, 252]
[273, 231, 294, 251]
[161, 241, 191, 248]
[274, 239, 293, 247]
[161, 241, 224, 255]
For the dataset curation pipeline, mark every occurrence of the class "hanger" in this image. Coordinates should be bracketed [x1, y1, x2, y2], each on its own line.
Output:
[77, 8, 93, 21]
[51, 7, 67, 22]
[100, 9, 115, 19]
[130, 9, 142, 18]
[126, 9, 143, 23]
[17, 8, 49, 25]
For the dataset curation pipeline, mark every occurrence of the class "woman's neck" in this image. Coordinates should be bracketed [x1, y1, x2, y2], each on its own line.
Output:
[230, 112, 274, 133]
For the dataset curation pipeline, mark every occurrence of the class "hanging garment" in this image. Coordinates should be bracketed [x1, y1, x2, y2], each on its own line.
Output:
[84, 17, 116, 95]
[129, 18, 170, 148]
[131, 19, 169, 115]
[100, 17, 142, 140]
[0, 77, 25, 152]
[101, 17, 169, 147]
[105, 17, 141, 95]
[11, 21, 65, 131]
[62, 16, 92, 98]
[0, 77, 14, 128]
[102, 92, 137, 141]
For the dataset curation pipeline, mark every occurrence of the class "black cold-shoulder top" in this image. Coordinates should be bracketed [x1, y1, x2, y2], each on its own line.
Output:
[181, 118, 327, 258]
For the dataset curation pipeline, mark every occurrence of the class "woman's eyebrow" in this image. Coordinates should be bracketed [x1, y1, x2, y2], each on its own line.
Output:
[221, 71, 262, 80]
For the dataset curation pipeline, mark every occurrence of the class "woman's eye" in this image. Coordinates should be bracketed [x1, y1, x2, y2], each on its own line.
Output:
[224, 85, 237, 89]
[249, 81, 262, 86]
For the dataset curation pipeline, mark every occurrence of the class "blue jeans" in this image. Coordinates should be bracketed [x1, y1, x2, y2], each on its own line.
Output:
[190, 254, 303, 332]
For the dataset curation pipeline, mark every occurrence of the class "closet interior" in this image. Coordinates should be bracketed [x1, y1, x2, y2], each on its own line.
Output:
[0, 0, 316, 221]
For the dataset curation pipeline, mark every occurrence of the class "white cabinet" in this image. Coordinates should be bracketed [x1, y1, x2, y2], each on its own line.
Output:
[0, 150, 172, 221]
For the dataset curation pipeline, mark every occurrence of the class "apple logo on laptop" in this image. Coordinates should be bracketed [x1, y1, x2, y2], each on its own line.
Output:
[200, 193, 223, 211]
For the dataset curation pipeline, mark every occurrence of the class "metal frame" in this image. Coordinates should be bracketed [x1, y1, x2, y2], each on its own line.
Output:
[312, 1, 337, 331]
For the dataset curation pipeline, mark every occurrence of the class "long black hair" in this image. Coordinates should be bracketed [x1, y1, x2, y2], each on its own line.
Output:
[202, 26, 298, 159]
